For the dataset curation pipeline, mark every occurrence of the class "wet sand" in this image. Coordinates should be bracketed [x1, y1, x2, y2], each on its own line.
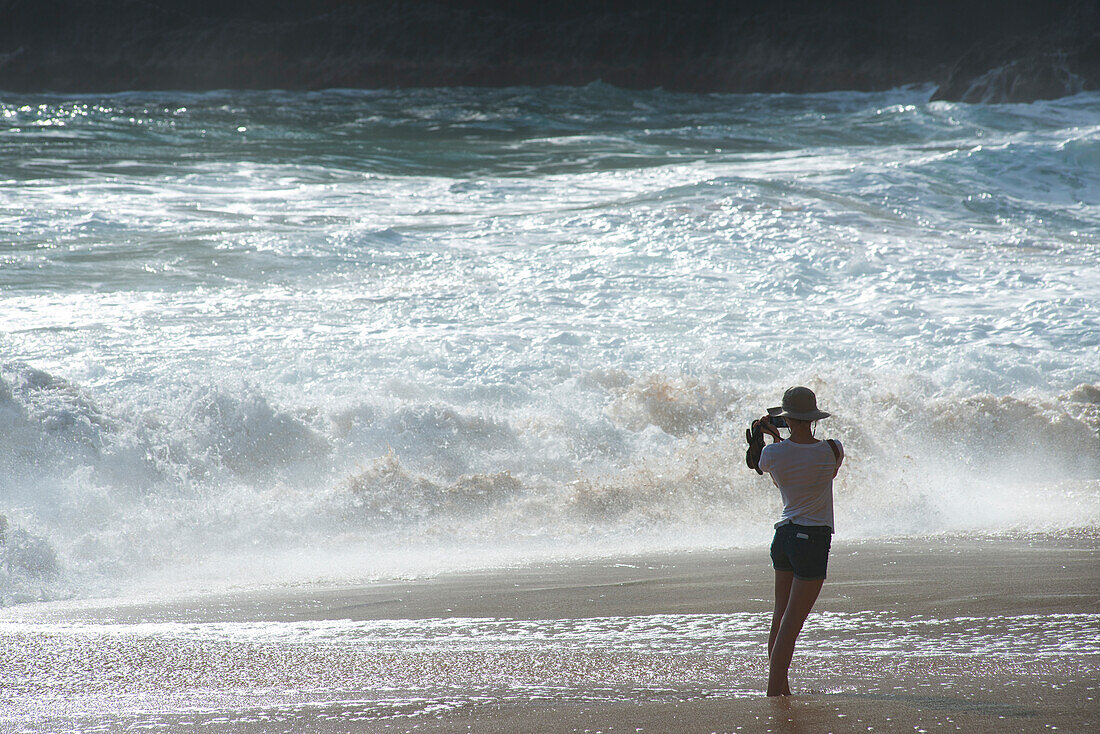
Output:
[14, 532, 1097, 624]
[2, 533, 1097, 733]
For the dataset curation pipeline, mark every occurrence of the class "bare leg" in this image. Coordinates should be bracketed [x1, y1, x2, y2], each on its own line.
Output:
[768, 570, 794, 659]
[767, 577, 824, 697]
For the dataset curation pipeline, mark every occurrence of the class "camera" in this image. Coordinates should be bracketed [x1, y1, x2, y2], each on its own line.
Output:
[768, 416, 788, 428]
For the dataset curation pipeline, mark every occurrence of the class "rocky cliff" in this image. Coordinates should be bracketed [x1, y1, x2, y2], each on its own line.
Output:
[1, 0, 1097, 101]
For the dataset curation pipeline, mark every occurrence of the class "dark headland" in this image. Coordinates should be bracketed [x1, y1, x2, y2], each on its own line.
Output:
[1, 0, 1098, 101]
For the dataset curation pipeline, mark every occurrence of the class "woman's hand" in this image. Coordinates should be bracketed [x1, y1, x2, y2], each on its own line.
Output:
[759, 415, 782, 441]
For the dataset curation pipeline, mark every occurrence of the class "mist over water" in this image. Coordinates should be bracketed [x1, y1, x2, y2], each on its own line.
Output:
[2, 85, 1098, 604]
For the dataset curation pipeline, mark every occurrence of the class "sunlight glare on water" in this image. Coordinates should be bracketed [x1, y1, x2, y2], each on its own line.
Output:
[0, 612, 1095, 729]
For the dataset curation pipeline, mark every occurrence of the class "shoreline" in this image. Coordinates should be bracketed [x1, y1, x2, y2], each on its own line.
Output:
[2, 533, 1096, 733]
[4, 532, 1096, 623]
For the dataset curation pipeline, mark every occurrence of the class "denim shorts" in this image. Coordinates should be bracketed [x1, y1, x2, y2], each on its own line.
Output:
[770, 523, 833, 580]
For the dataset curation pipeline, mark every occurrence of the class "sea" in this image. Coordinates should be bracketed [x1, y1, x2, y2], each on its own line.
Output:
[2, 83, 1100, 730]
[2, 84, 1098, 603]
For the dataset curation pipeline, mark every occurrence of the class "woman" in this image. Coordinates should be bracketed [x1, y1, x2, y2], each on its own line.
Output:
[756, 386, 843, 697]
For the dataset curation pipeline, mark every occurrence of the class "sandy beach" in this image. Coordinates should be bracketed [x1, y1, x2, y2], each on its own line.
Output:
[1, 532, 1096, 733]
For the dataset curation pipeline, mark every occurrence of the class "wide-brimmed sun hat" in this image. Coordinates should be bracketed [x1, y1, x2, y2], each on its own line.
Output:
[767, 386, 831, 421]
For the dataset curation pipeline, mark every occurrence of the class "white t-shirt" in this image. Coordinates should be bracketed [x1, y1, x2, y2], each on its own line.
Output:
[758, 439, 842, 530]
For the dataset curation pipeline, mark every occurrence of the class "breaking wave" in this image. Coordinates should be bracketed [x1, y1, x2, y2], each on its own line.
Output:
[2, 361, 1097, 605]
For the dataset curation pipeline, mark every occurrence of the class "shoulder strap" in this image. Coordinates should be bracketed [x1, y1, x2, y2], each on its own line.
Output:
[746, 422, 765, 475]
[826, 439, 840, 463]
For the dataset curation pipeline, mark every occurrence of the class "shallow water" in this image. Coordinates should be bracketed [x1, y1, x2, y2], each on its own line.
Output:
[1, 85, 1099, 602]
[1, 611, 1095, 730]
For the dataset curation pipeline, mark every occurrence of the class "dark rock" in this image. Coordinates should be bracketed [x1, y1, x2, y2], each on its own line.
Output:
[0, 0, 1097, 101]
[950, 54, 1085, 104]
[931, 13, 1100, 104]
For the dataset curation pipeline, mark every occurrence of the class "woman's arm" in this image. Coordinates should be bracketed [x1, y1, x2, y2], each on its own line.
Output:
[830, 440, 844, 477]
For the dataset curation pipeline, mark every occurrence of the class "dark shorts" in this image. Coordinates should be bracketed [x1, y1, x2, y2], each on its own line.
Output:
[770, 523, 832, 580]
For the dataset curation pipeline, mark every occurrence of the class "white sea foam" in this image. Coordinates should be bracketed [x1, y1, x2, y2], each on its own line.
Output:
[0, 87, 1097, 603]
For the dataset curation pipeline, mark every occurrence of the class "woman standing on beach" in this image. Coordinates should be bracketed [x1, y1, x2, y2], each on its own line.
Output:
[756, 386, 843, 697]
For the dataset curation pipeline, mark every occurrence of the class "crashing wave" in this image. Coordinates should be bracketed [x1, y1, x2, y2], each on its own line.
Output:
[953, 54, 1086, 104]
[1, 361, 1098, 606]
[603, 373, 737, 438]
[0, 515, 60, 605]
[342, 450, 523, 521]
